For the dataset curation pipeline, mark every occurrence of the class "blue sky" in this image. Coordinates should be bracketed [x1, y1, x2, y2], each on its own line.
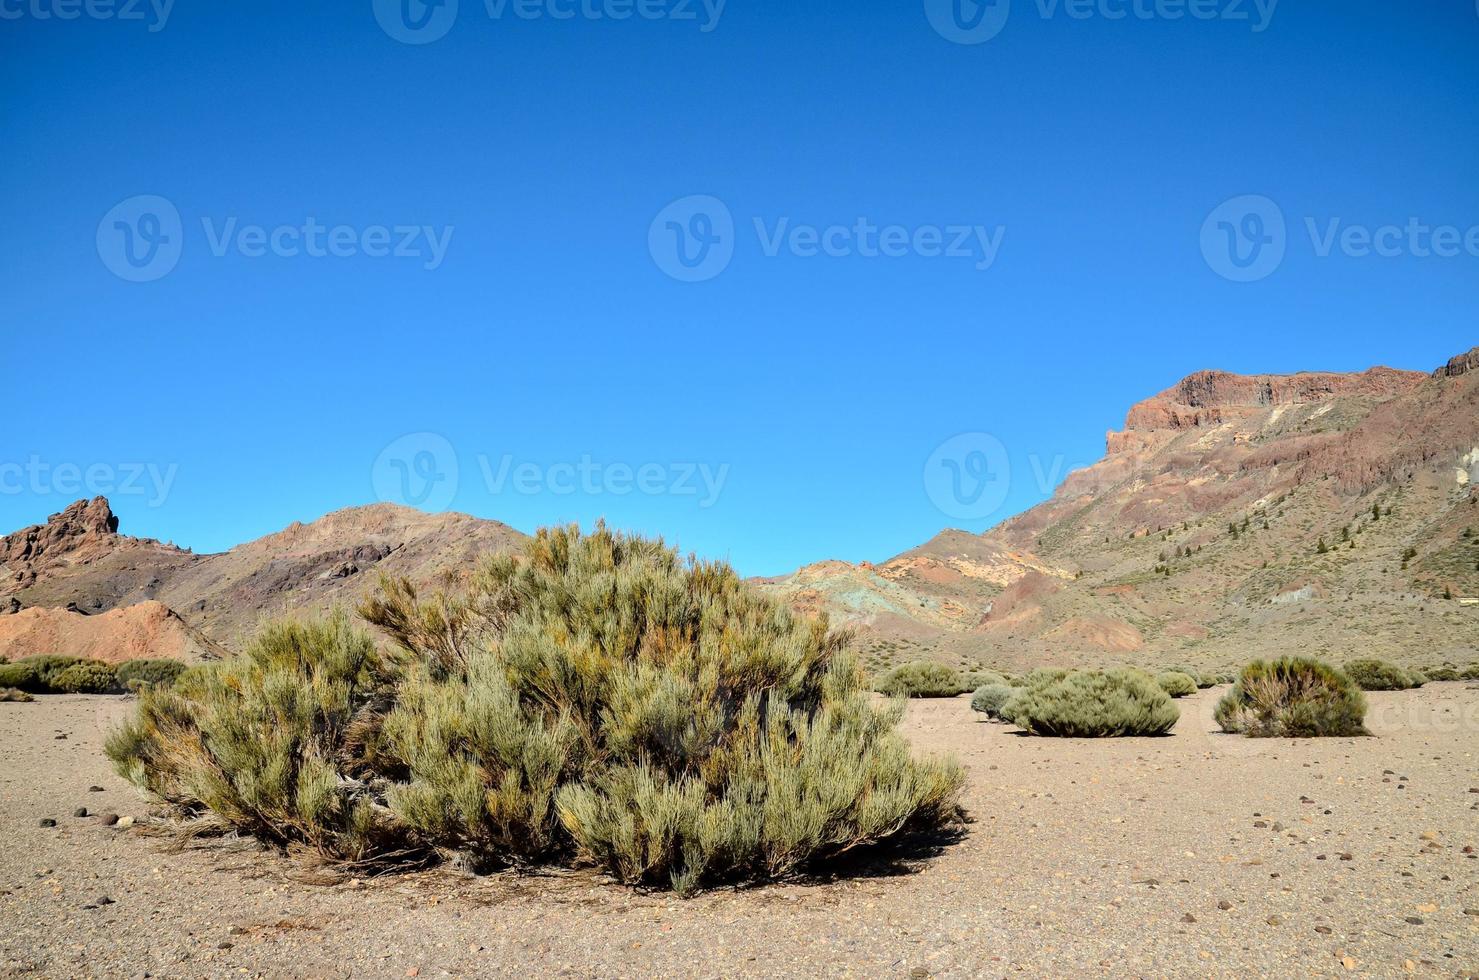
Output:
[1, 0, 1476, 576]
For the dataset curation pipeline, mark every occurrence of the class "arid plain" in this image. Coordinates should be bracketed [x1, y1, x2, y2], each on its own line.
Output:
[4, 684, 1476, 979]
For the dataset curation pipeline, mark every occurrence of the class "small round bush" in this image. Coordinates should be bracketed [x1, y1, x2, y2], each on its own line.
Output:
[115, 659, 188, 691]
[1405, 670, 1427, 688]
[1423, 666, 1459, 682]
[969, 683, 1016, 720]
[962, 669, 1009, 690]
[1000, 668, 1179, 737]
[1343, 658, 1417, 691]
[876, 661, 967, 698]
[1155, 671, 1198, 698]
[52, 661, 121, 694]
[1215, 658, 1367, 738]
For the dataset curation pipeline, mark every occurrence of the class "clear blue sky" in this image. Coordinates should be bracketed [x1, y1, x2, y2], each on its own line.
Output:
[2, 0, 1475, 576]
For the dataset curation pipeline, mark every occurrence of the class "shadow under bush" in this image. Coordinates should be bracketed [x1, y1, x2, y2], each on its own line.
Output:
[107, 524, 964, 895]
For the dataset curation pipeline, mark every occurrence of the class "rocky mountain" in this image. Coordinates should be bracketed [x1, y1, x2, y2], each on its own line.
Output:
[4, 345, 1476, 672]
[759, 348, 1479, 675]
[0, 498, 527, 660]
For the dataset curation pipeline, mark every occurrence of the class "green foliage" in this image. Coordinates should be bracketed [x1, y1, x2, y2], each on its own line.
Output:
[1155, 671, 1198, 698]
[0, 687, 35, 703]
[1010, 667, 1069, 688]
[1214, 658, 1367, 738]
[875, 661, 967, 698]
[0, 656, 124, 694]
[115, 659, 189, 691]
[0, 662, 40, 692]
[110, 525, 963, 894]
[52, 662, 121, 694]
[962, 669, 1009, 690]
[969, 684, 1015, 720]
[1000, 668, 1179, 738]
[1422, 666, 1459, 682]
[1343, 658, 1420, 691]
[1461, 664, 1479, 681]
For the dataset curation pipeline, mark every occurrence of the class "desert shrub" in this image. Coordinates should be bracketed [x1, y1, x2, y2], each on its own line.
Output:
[1343, 658, 1418, 691]
[1423, 666, 1459, 682]
[115, 659, 189, 691]
[52, 661, 121, 694]
[1155, 671, 1198, 698]
[1011, 667, 1069, 688]
[969, 683, 1016, 720]
[18, 655, 87, 684]
[1461, 663, 1479, 681]
[962, 669, 1009, 690]
[1214, 658, 1367, 738]
[1000, 668, 1179, 737]
[0, 687, 34, 702]
[110, 525, 963, 894]
[875, 661, 967, 698]
[0, 662, 41, 692]
[1405, 670, 1427, 687]
[106, 615, 396, 859]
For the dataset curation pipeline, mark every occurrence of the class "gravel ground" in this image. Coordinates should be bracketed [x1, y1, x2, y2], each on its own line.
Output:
[2, 686, 1477, 979]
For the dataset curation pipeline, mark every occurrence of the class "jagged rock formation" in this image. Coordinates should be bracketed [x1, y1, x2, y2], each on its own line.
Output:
[761, 347, 1479, 673]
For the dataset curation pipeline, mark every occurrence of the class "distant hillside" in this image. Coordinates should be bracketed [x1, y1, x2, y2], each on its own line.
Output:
[0, 497, 527, 657]
[759, 347, 1479, 674]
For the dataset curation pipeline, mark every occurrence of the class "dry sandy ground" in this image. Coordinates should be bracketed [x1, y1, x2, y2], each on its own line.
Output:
[2, 687, 1477, 979]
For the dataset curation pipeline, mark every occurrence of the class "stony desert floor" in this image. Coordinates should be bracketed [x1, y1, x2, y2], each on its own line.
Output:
[2, 687, 1477, 979]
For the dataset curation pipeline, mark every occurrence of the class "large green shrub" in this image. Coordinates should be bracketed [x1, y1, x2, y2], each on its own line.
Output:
[969, 683, 1015, 720]
[1000, 668, 1179, 737]
[52, 661, 121, 694]
[115, 659, 189, 691]
[1343, 658, 1418, 691]
[1155, 671, 1198, 698]
[109, 525, 963, 893]
[875, 661, 967, 698]
[1214, 658, 1367, 738]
